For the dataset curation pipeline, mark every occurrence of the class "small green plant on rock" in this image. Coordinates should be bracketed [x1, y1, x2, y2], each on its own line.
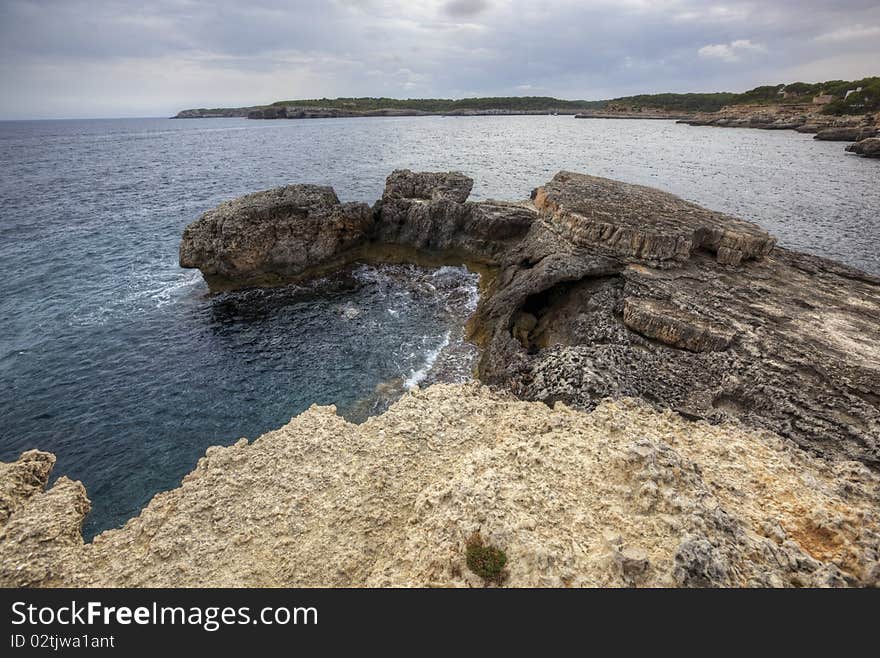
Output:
[465, 532, 508, 585]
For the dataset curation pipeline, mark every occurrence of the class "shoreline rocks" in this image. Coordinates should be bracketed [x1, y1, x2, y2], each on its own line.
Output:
[814, 127, 879, 142]
[179, 185, 374, 285]
[180, 170, 880, 471]
[846, 138, 880, 158]
[677, 106, 880, 156]
[2, 385, 878, 587]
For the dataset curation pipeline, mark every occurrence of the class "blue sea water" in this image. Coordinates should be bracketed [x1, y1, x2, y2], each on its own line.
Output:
[0, 115, 877, 538]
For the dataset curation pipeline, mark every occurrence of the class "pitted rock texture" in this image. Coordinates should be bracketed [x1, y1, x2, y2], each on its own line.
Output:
[383, 169, 474, 203]
[180, 169, 880, 470]
[531, 171, 775, 266]
[1, 385, 878, 587]
[179, 184, 374, 284]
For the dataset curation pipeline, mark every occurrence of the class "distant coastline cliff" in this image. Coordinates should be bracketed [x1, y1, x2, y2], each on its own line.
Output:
[173, 77, 879, 120]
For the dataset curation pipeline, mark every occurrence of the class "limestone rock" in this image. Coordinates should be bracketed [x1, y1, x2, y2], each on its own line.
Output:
[622, 297, 735, 352]
[846, 138, 880, 158]
[0, 452, 90, 587]
[0, 449, 56, 524]
[178, 171, 880, 469]
[814, 127, 878, 142]
[376, 170, 534, 263]
[531, 171, 775, 266]
[179, 184, 374, 284]
[382, 169, 474, 203]
[1, 385, 878, 587]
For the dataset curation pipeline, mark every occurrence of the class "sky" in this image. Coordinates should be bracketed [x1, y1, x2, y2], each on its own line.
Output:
[0, 0, 878, 119]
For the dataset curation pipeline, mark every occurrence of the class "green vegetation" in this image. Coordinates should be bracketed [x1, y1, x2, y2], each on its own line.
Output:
[465, 532, 508, 585]
[185, 76, 878, 118]
[820, 77, 880, 115]
[269, 96, 604, 112]
[602, 77, 879, 114]
[604, 92, 736, 112]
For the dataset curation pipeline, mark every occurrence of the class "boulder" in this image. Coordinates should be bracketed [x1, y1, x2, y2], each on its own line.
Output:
[382, 169, 474, 203]
[846, 137, 880, 158]
[179, 185, 373, 284]
[375, 169, 533, 263]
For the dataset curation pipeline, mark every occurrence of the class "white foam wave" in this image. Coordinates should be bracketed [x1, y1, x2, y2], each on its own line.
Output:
[70, 268, 204, 326]
[403, 331, 451, 390]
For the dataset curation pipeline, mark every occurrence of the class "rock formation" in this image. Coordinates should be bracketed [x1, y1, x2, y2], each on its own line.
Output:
[814, 127, 879, 141]
[1, 385, 878, 587]
[679, 105, 877, 135]
[180, 170, 880, 472]
[5, 169, 879, 588]
[846, 138, 880, 158]
[179, 184, 374, 286]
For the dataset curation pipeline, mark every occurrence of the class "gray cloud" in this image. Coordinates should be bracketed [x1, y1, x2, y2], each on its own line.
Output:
[444, 0, 491, 17]
[0, 0, 877, 118]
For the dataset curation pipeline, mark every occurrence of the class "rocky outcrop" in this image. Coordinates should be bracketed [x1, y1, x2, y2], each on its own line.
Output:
[846, 138, 880, 158]
[180, 170, 536, 286]
[530, 172, 774, 267]
[374, 170, 534, 263]
[173, 107, 256, 119]
[814, 127, 879, 141]
[680, 105, 815, 130]
[179, 185, 374, 285]
[180, 170, 880, 471]
[680, 106, 877, 138]
[1, 385, 878, 587]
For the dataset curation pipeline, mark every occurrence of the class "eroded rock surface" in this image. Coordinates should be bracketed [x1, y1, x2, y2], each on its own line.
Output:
[7, 170, 880, 587]
[179, 170, 880, 470]
[1, 385, 878, 587]
[179, 184, 374, 285]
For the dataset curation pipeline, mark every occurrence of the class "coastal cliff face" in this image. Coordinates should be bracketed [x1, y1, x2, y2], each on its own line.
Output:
[180, 170, 880, 471]
[1, 385, 878, 587]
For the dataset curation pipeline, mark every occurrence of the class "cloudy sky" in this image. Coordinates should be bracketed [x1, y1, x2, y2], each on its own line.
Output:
[1, 0, 878, 118]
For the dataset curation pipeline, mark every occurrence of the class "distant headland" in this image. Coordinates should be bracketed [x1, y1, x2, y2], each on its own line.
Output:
[173, 76, 879, 120]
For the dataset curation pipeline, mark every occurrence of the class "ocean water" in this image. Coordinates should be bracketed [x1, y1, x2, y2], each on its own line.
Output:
[0, 115, 877, 538]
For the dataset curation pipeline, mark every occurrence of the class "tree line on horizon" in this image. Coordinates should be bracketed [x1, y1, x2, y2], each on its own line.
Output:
[267, 77, 878, 115]
[184, 76, 879, 116]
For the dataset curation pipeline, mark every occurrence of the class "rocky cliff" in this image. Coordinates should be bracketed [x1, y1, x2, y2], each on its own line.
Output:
[180, 170, 879, 470]
[1, 385, 878, 587]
